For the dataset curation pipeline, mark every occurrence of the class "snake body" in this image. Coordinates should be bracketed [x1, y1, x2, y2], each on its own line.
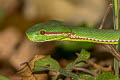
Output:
[26, 20, 120, 44]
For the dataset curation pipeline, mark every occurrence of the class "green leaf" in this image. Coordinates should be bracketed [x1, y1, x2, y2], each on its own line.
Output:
[66, 49, 90, 70]
[32, 56, 60, 72]
[96, 72, 120, 80]
[79, 74, 94, 80]
[79, 49, 90, 61]
[0, 75, 10, 80]
[75, 62, 85, 67]
[74, 49, 90, 67]
[59, 68, 79, 80]
[66, 62, 73, 70]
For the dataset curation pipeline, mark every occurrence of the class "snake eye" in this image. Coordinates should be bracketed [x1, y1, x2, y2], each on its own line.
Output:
[40, 30, 45, 35]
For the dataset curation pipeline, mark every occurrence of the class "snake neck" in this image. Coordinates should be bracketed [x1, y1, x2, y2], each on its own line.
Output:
[67, 33, 118, 44]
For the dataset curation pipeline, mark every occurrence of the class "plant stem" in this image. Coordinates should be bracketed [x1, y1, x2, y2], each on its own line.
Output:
[112, 0, 119, 76]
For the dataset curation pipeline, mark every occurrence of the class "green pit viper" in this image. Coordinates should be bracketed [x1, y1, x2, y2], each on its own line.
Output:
[26, 20, 120, 44]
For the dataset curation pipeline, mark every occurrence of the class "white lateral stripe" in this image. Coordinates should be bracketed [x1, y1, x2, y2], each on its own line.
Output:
[69, 36, 118, 42]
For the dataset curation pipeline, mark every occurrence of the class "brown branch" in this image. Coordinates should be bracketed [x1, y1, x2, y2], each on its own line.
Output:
[100, 44, 120, 62]
[87, 60, 112, 72]
[99, 4, 113, 29]
[72, 66, 97, 77]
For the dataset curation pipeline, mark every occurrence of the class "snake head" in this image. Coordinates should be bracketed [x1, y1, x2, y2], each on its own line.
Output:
[26, 20, 71, 42]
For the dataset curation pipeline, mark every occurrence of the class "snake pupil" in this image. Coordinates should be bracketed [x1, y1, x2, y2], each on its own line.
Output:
[40, 30, 45, 35]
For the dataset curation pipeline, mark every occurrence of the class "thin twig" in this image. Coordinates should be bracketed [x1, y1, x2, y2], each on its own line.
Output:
[99, 4, 113, 29]
[87, 60, 112, 72]
[100, 44, 120, 62]
[72, 66, 97, 77]
[20, 62, 38, 80]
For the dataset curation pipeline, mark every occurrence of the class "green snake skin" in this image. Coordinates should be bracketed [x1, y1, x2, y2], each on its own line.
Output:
[26, 20, 120, 44]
